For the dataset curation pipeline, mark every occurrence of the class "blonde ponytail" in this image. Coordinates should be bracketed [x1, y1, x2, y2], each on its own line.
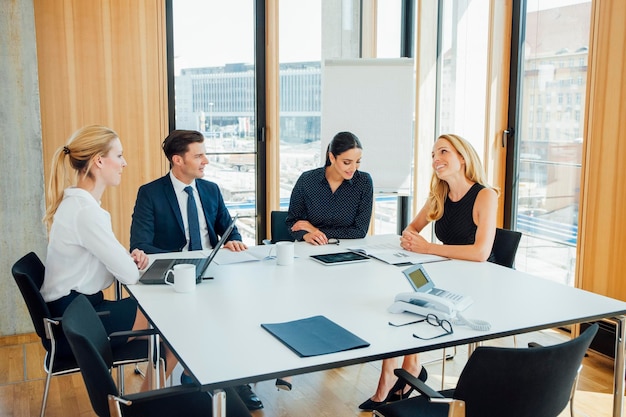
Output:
[43, 147, 71, 229]
[43, 125, 119, 230]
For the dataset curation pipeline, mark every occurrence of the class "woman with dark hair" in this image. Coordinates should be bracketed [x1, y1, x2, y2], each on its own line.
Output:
[286, 131, 374, 245]
[275, 132, 373, 391]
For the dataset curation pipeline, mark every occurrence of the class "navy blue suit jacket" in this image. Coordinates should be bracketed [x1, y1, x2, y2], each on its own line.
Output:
[130, 174, 242, 254]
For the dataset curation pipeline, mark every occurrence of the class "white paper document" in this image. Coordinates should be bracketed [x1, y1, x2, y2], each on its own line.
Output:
[213, 245, 273, 265]
[348, 242, 448, 265]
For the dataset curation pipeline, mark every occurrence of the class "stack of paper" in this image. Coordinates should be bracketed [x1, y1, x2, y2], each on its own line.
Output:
[213, 245, 274, 265]
[348, 242, 448, 266]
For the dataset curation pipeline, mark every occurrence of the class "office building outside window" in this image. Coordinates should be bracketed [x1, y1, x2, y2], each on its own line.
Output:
[512, 0, 590, 286]
[171, 0, 257, 245]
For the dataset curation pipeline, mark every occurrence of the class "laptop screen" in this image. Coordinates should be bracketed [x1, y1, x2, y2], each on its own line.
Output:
[204, 213, 238, 265]
[139, 213, 239, 284]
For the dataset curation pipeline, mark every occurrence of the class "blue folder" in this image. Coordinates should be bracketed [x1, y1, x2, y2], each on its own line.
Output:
[261, 315, 370, 357]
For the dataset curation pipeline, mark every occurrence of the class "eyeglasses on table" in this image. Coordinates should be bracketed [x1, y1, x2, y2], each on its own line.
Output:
[388, 313, 454, 340]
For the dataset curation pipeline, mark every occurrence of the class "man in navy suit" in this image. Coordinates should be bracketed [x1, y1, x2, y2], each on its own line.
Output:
[130, 130, 247, 254]
[130, 130, 263, 410]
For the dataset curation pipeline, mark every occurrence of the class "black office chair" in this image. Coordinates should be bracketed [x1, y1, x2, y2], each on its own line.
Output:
[11, 252, 162, 417]
[62, 294, 251, 417]
[374, 323, 598, 417]
[489, 229, 526, 350]
[490, 228, 523, 268]
[263, 210, 294, 244]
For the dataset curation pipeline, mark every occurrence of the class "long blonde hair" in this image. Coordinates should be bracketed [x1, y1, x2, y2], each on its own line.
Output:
[427, 133, 498, 221]
[43, 125, 119, 229]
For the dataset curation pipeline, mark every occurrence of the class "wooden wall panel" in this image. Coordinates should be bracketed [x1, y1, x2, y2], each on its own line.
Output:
[577, 1, 626, 299]
[34, 0, 168, 248]
[483, 0, 512, 227]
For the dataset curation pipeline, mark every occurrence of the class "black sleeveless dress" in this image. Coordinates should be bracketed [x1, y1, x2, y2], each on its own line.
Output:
[434, 183, 495, 261]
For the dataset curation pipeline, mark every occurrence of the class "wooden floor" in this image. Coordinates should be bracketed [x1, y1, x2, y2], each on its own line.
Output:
[0, 329, 619, 417]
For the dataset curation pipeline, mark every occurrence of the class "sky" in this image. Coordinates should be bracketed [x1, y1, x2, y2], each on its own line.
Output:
[527, 0, 590, 12]
[172, 0, 322, 73]
[171, 0, 589, 74]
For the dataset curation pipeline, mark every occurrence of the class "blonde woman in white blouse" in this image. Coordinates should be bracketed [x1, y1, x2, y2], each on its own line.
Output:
[42, 125, 176, 389]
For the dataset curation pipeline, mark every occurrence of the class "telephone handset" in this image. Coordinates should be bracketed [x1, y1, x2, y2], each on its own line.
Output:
[388, 292, 457, 320]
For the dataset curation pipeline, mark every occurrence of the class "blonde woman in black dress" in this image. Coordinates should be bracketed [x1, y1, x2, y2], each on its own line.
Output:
[359, 133, 498, 410]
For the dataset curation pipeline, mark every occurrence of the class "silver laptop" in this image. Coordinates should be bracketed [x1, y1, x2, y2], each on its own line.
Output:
[139, 214, 238, 285]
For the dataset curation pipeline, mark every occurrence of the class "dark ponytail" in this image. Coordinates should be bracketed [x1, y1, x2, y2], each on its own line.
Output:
[324, 131, 363, 167]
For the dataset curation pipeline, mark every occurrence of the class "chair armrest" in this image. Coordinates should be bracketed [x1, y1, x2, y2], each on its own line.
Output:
[109, 328, 160, 340]
[118, 384, 202, 403]
[49, 310, 109, 327]
[430, 398, 465, 417]
[107, 386, 205, 417]
[394, 368, 444, 399]
[43, 318, 61, 340]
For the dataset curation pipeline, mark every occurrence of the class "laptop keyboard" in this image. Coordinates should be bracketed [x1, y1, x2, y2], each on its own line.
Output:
[171, 258, 205, 283]
[172, 258, 203, 268]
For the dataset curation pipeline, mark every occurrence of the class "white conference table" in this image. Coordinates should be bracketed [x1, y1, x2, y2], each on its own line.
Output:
[125, 234, 626, 417]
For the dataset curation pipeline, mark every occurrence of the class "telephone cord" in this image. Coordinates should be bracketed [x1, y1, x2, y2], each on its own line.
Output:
[452, 312, 492, 331]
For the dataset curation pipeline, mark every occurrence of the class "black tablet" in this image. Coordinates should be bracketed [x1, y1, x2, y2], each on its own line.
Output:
[310, 251, 370, 265]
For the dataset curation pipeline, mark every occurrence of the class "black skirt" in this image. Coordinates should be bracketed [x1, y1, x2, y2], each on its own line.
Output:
[47, 290, 138, 358]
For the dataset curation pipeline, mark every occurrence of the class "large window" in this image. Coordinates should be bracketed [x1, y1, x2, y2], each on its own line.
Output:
[509, 0, 591, 286]
[277, 1, 322, 212]
[170, 0, 257, 245]
[171, 1, 405, 244]
[277, 0, 406, 236]
[428, 1, 491, 242]
[434, 0, 590, 286]
[436, 1, 490, 154]
[373, 0, 404, 234]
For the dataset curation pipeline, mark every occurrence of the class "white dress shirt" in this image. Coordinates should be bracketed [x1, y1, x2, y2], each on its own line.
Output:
[169, 171, 211, 250]
[41, 187, 140, 302]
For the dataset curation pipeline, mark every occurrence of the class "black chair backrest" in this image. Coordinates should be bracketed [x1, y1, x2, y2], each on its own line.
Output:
[270, 211, 294, 243]
[490, 228, 522, 268]
[11, 252, 52, 351]
[62, 295, 118, 417]
[454, 323, 598, 417]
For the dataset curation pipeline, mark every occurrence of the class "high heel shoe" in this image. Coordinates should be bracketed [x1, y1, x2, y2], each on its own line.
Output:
[358, 367, 428, 411]
[386, 366, 428, 402]
[358, 397, 386, 411]
[358, 384, 402, 411]
[275, 378, 292, 391]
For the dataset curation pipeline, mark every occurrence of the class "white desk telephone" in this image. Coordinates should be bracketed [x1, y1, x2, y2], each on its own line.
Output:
[388, 264, 475, 320]
[387, 264, 490, 330]
[388, 292, 491, 331]
[388, 292, 458, 320]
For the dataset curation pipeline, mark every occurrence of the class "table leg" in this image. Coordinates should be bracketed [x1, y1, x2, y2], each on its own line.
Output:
[147, 332, 161, 390]
[212, 389, 226, 417]
[467, 342, 480, 356]
[613, 316, 625, 417]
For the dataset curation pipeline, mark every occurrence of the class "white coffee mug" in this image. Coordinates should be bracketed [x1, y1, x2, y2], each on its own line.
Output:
[275, 241, 295, 266]
[164, 264, 196, 293]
